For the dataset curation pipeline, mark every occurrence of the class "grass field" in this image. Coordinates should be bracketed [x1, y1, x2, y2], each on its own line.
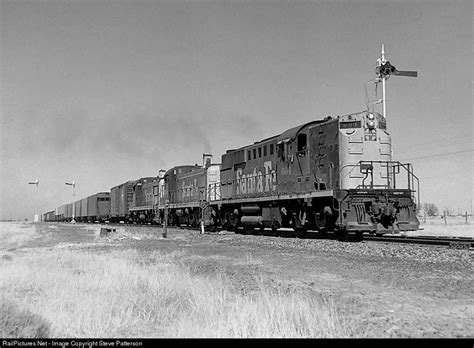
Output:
[0, 222, 354, 338]
[416, 215, 473, 238]
[1, 218, 471, 338]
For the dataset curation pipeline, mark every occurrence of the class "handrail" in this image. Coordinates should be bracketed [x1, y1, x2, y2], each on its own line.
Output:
[155, 160, 419, 208]
[349, 160, 419, 205]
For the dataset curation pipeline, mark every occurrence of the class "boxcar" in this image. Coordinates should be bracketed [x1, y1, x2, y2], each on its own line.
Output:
[74, 200, 82, 220]
[65, 203, 73, 221]
[78, 198, 88, 222]
[110, 178, 154, 223]
[87, 192, 110, 222]
[110, 181, 134, 222]
[43, 210, 55, 222]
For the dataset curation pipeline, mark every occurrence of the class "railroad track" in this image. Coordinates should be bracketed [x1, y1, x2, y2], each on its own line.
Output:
[364, 234, 474, 249]
[73, 222, 474, 249]
[177, 225, 474, 249]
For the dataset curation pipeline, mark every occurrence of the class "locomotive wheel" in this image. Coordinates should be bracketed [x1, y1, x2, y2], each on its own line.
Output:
[271, 220, 280, 232]
[233, 222, 241, 234]
[194, 211, 201, 227]
[335, 228, 348, 241]
[230, 214, 240, 233]
[316, 228, 328, 236]
[222, 212, 232, 231]
[297, 226, 307, 238]
[354, 232, 364, 242]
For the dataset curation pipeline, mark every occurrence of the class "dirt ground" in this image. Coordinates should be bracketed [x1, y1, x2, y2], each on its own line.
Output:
[6, 222, 474, 338]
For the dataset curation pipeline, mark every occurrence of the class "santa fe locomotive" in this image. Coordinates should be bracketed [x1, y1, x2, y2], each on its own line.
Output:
[44, 109, 420, 237]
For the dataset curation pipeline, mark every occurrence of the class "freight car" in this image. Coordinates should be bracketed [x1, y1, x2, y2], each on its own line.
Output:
[74, 200, 82, 221]
[110, 180, 135, 223]
[110, 178, 155, 223]
[85, 192, 110, 222]
[43, 210, 55, 222]
[65, 202, 73, 222]
[56, 204, 66, 221]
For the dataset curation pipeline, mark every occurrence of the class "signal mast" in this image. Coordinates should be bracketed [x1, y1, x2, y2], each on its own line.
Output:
[374, 44, 418, 119]
[28, 179, 39, 222]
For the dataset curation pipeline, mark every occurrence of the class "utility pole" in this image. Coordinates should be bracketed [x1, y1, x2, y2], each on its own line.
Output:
[65, 181, 76, 223]
[162, 200, 168, 238]
[28, 179, 39, 222]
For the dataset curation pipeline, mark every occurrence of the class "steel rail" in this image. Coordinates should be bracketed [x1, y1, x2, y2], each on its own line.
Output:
[364, 234, 473, 249]
[52, 221, 473, 248]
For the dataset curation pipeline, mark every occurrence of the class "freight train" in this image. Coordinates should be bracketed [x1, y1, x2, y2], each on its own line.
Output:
[43, 109, 420, 237]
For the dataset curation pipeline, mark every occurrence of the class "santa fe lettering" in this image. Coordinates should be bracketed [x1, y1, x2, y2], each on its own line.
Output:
[236, 161, 276, 195]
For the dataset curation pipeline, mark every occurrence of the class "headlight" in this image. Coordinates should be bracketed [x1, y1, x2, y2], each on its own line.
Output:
[367, 113, 375, 120]
[367, 120, 375, 129]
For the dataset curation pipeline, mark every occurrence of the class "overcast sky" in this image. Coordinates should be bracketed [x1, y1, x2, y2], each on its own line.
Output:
[1, 0, 472, 220]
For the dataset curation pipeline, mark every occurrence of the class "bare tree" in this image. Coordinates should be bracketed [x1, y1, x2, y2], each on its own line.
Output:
[443, 207, 453, 216]
[422, 203, 439, 216]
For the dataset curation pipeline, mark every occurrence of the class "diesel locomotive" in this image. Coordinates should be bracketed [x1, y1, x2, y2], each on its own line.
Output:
[44, 110, 419, 237]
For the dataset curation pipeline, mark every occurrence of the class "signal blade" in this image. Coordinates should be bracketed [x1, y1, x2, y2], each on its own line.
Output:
[393, 70, 418, 77]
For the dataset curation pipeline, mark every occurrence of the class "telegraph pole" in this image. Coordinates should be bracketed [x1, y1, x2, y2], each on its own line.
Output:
[163, 200, 168, 238]
[65, 181, 76, 223]
[28, 179, 39, 222]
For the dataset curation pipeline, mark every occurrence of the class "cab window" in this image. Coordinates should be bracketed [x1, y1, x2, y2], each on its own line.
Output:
[297, 133, 307, 155]
[277, 143, 285, 161]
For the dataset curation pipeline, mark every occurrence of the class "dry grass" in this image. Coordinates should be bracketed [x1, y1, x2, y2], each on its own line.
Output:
[0, 299, 51, 338]
[0, 222, 40, 250]
[0, 246, 355, 338]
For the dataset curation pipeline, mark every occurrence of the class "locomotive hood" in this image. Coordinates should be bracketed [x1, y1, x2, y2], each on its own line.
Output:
[276, 120, 325, 144]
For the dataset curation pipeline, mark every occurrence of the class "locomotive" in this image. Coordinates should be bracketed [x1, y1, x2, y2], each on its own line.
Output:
[44, 110, 419, 237]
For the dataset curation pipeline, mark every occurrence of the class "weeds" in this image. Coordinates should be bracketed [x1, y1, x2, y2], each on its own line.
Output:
[0, 248, 354, 338]
[0, 299, 51, 338]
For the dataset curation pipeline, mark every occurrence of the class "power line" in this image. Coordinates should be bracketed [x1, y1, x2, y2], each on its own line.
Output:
[399, 149, 474, 161]
[396, 135, 473, 146]
[395, 138, 473, 155]
[396, 136, 472, 151]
